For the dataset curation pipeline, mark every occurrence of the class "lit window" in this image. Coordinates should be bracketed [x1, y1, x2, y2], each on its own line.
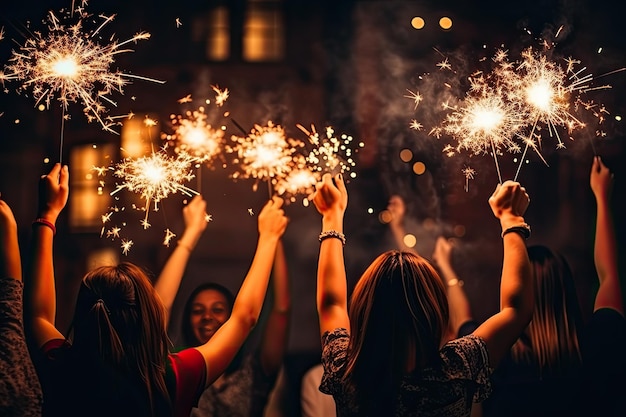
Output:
[243, 0, 285, 62]
[208, 7, 231, 61]
[69, 143, 117, 229]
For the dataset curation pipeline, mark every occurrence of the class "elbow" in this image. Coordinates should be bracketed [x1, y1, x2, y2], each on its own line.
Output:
[232, 308, 259, 334]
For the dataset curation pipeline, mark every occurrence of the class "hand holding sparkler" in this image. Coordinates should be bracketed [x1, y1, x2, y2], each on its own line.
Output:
[257, 196, 289, 242]
[37, 163, 70, 224]
[488, 180, 530, 235]
[590, 156, 613, 205]
[179, 195, 209, 250]
[311, 173, 348, 224]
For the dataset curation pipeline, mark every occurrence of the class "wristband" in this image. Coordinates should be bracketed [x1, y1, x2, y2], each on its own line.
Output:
[501, 223, 531, 239]
[447, 278, 464, 287]
[33, 218, 56, 235]
[319, 230, 346, 246]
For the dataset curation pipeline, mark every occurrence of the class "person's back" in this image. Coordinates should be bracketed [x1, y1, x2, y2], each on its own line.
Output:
[321, 328, 490, 417]
[36, 348, 165, 417]
[311, 174, 534, 417]
[482, 157, 626, 417]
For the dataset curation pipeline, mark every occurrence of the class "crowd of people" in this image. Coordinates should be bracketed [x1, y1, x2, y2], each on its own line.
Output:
[0, 155, 624, 417]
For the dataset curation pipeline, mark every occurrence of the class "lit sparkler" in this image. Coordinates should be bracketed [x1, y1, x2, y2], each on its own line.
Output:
[162, 105, 226, 168]
[274, 155, 319, 204]
[227, 121, 302, 194]
[494, 47, 604, 180]
[296, 124, 362, 180]
[110, 146, 199, 226]
[440, 83, 523, 183]
[2, 3, 163, 141]
[410, 44, 614, 185]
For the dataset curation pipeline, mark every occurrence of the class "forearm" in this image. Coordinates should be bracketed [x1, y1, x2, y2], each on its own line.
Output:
[231, 234, 279, 326]
[0, 226, 21, 281]
[271, 240, 290, 312]
[260, 240, 291, 374]
[27, 225, 56, 324]
[154, 229, 200, 315]
[439, 263, 473, 332]
[594, 198, 618, 284]
[593, 197, 623, 313]
[316, 216, 348, 313]
[499, 230, 532, 317]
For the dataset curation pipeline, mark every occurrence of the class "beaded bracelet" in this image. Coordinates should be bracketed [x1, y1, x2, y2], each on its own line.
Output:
[501, 223, 531, 239]
[32, 218, 56, 235]
[319, 230, 346, 246]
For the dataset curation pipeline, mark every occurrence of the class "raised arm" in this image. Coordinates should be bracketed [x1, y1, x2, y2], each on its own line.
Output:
[590, 156, 623, 314]
[312, 173, 350, 337]
[154, 195, 208, 321]
[1, 188, 43, 417]
[0, 196, 21, 282]
[193, 196, 288, 386]
[387, 195, 418, 254]
[25, 163, 69, 348]
[432, 236, 474, 339]
[473, 180, 533, 368]
[259, 239, 291, 377]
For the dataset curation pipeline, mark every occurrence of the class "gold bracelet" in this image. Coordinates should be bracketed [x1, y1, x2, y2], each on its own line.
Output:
[447, 278, 464, 287]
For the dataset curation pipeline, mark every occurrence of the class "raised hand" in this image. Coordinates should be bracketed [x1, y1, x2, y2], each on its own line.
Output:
[590, 156, 613, 203]
[311, 173, 348, 218]
[258, 196, 288, 239]
[38, 163, 69, 222]
[183, 195, 209, 236]
[488, 180, 530, 228]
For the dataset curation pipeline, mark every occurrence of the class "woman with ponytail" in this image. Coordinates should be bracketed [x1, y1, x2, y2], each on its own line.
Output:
[25, 163, 288, 417]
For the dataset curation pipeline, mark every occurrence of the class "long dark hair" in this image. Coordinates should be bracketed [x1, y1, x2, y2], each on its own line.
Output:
[344, 251, 449, 414]
[511, 245, 583, 374]
[67, 262, 171, 416]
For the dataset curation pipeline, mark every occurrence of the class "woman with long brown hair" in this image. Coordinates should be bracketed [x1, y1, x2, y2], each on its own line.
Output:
[310, 173, 534, 416]
[25, 163, 288, 417]
[481, 156, 626, 417]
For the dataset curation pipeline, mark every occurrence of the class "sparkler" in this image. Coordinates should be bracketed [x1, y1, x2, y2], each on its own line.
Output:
[227, 121, 302, 196]
[274, 155, 319, 204]
[296, 124, 362, 179]
[2, 3, 163, 161]
[110, 146, 199, 226]
[439, 83, 523, 183]
[409, 44, 614, 185]
[494, 48, 605, 180]
[162, 105, 227, 168]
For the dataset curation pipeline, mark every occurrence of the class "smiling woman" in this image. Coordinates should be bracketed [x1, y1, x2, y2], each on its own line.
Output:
[182, 283, 234, 346]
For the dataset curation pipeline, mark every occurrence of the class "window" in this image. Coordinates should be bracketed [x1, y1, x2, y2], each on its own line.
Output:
[69, 143, 117, 229]
[243, 0, 285, 62]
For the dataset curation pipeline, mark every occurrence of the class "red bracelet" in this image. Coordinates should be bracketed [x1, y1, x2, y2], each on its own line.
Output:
[33, 218, 56, 235]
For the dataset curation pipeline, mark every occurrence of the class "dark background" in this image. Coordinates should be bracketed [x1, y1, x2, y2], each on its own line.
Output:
[1, 1, 625, 415]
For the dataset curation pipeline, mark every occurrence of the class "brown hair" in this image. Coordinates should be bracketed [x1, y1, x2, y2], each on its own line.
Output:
[69, 262, 171, 415]
[511, 245, 583, 374]
[343, 251, 449, 414]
